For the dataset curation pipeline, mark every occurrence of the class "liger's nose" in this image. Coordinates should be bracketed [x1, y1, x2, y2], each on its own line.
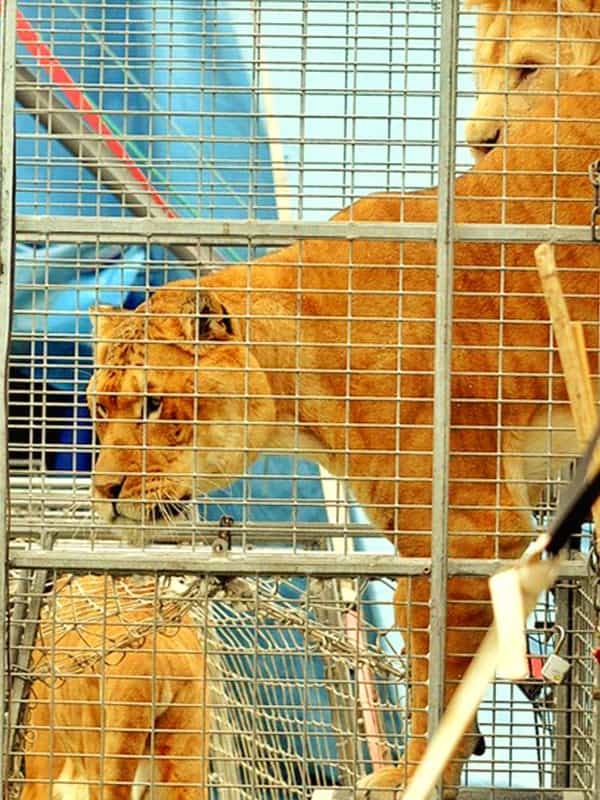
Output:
[480, 128, 500, 149]
[468, 127, 501, 160]
[92, 475, 125, 523]
[106, 479, 124, 499]
[107, 479, 125, 519]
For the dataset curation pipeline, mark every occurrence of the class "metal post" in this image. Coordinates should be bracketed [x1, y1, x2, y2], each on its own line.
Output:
[428, 0, 459, 795]
[593, 590, 600, 800]
[0, 0, 17, 786]
[553, 582, 574, 788]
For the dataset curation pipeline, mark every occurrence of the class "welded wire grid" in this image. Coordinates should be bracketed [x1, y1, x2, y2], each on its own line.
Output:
[568, 573, 599, 794]
[461, 581, 596, 792]
[13, 0, 445, 219]
[7, 0, 451, 546]
[1, 0, 600, 798]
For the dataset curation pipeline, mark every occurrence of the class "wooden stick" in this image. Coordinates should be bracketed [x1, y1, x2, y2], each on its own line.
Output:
[535, 242, 600, 551]
[572, 321, 597, 437]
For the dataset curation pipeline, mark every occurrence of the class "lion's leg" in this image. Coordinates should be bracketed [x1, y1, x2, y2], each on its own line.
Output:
[22, 687, 75, 800]
[95, 643, 208, 800]
[151, 681, 209, 800]
[358, 575, 490, 799]
[88, 726, 149, 800]
[83, 668, 154, 800]
[21, 724, 56, 800]
[27, 676, 132, 800]
[21, 704, 49, 800]
[359, 504, 533, 798]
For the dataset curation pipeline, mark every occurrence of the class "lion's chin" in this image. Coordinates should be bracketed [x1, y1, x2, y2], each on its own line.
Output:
[93, 497, 195, 530]
[119, 505, 192, 525]
[93, 507, 197, 547]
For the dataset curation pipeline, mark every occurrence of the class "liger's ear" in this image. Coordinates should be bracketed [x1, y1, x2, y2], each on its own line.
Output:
[89, 304, 125, 362]
[560, 0, 594, 10]
[89, 304, 122, 339]
[462, 0, 500, 10]
[181, 290, 237, 342]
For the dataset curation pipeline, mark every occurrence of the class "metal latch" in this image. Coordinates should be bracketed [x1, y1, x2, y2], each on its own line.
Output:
[541, 625, 570, 684]
[211, 515, 234, 554]
[588, 159, 600, 241]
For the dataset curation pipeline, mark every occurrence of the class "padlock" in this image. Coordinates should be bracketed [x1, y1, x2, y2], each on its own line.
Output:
[541, 625, 571, 684]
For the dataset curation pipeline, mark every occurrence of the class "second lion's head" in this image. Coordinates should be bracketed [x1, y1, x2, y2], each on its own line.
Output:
[465, 0, 600, 159]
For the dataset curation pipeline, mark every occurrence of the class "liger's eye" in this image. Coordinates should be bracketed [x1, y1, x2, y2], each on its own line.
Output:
[145, 396, 163, 419]
[516, 64, 539, 84]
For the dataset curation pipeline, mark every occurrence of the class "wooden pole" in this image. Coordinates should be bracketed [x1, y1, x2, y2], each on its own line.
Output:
[535, 242, 600, 552]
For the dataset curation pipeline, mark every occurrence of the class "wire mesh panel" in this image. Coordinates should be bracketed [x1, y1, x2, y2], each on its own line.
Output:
[7, 569, 406, 799]
[1, 0, 600, 798]
[11, 572, 212, 800]
[6, 569, 598, 799]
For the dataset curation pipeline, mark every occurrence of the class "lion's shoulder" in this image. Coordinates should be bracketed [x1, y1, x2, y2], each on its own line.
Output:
[330, 192, 404, 223]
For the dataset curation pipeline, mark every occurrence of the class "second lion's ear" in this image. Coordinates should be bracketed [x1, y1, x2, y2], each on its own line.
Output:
[181, 290, 236, 342]
[89, 304, 121, 340]
[89, 304, 125, 363]
[560, 0, 595, 11]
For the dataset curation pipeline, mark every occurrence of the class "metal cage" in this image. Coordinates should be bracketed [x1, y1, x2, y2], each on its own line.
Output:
[1, 0, 600, 798]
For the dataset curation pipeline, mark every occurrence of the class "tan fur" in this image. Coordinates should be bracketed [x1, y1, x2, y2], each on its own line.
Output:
[465, 0, 600, 158]
[88, 70, 600, 797]
[22, 575, 209, 800]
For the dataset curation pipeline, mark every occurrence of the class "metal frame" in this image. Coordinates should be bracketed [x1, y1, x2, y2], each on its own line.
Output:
[7, 549, 593, 579]
[428, 0, 460, 762]
[2, 0, 600, 797]
[0, 0, 17, 788]
[13, 216, 597, 244]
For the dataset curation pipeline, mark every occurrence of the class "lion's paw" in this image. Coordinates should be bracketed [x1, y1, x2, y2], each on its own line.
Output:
[356, 766, 405, 799]
[356, 766, 460, 799]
